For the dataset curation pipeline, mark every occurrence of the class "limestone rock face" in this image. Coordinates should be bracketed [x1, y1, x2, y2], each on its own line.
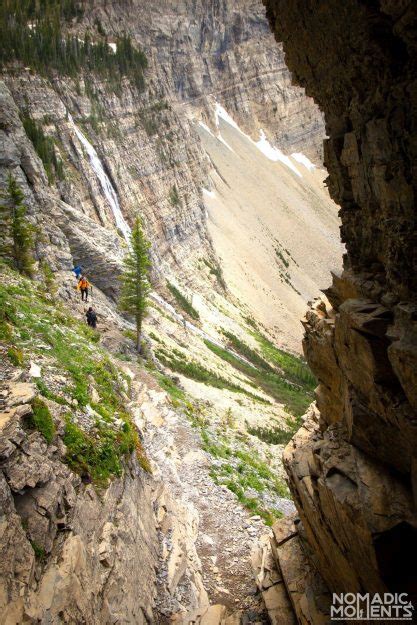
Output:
[262, 0, 417, 618]
[0, 390, 159, 625]
[0, 0, 325, 302]
[81, 0, 324, 162]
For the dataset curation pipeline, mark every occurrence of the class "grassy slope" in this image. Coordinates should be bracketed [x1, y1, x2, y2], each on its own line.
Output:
[204, 329, 315, 417]
[160, 383, 289, 526]
[0, 264, 150, 485]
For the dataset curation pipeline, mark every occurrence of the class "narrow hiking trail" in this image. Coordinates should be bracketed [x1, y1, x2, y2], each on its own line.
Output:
[131, 373, 269, 622]
[59, 272, 271, 621]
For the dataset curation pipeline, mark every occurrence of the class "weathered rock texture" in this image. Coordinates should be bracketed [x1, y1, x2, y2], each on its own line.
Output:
[0, 345, 215, 625]
[0, 385, 159, 624]
[262, 0, 417, 620]
[1, 0, 325, 299]
[80, 0, 324, 161]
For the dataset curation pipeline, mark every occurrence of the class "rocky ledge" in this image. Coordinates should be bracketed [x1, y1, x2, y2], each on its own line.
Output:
[258, 2, 417, 620]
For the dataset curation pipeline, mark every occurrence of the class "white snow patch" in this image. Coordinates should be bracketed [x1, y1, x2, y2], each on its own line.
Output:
[256, 131, 302, 177]
[291, 152, 316, 172]
[214, 102, 240, 131]
[108, 42, 117, 53]
[199, 121, 215, 138]
[203, 188, 216, 199]
[213, 102, 302, 177]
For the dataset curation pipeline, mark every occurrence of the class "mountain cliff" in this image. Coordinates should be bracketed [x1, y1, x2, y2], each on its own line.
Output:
[254, 1, 417, 623]
[1, 0, 333, 306]
[0, 1, 343, 623]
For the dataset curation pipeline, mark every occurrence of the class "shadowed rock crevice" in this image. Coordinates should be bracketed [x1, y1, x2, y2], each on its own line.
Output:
[260, 1, 417, 620]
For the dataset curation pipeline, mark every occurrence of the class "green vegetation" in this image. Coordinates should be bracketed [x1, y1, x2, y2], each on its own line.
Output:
[137, 109, 158, 136]
[253, 331, 316, 388]
[0, 264, 150, 483]
[155, 372, 186, 402]
[279, 268, 301, 295]
[155, 346, 268, 403]
[29, 397, 56, 443]
[247, 417, 302, 446]
[148, 331, 162, 343]
[63, 412, 150, 485]
[169, 185, 180, 206]
[136, 101, 169, 136]
[202, 258, 226, 290]
[22, 115, 64, 183]
[166, 281, 200, 320]
[119, 217, 151, 352]
[40, 259, 57, 296]
[35, 378, 69, 405]
[0, 175, 35, 277]
[275, 247, 289, 268]
[221, 330, 274, 373]
[0, 1, 147, 91]
[244, 315, 258, 330]
[7, 345, 24, 366]
[154, 381, 287, 525]
[30, 540, 46, 561]
[203, 430, 288, 525]
[205, 335, 314, 417]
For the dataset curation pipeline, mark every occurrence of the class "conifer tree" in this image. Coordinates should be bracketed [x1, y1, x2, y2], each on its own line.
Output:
[119, 217, 151, 353]
[0, 174, 35, 276]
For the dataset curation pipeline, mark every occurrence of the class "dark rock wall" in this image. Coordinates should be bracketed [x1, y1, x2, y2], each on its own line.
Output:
[264, 0, 417, 301]
[263, 0, 417, 612]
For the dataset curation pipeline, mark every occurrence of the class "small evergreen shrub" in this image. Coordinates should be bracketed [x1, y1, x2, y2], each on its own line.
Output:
[30, 397, 56, 443]
[7, 346, 24, 366]
[22, 115, 64, 183]
[167, 281, 199, 320]
[169, 185, 180, 206]
[0, 175, 35, 277]
[30, 540, 46, 561]
[275, 247, 289, 268]
[202, 258, 226, 290]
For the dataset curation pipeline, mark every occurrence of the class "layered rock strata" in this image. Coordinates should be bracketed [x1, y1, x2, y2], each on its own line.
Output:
[0, 383, 159, 624]
[1, 0, 325, 300]
[260, 0, 417, 620]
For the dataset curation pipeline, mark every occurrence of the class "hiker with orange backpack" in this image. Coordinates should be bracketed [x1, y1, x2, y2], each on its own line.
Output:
[77, 275, 91, 302]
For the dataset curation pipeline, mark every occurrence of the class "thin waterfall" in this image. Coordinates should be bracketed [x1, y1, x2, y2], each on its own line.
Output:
[67, 114, 220, 343]
[68, 113, 131, 243]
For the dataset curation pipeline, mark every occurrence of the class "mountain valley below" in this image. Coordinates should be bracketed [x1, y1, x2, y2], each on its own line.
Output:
[2, 1, 415, 624]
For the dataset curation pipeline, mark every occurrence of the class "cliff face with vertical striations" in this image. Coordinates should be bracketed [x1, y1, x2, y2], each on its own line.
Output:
[0, 1, 344, 622]
[1, 0, 325, 294]
[0, 0, 340, 348]
[259, 1, 417, 622]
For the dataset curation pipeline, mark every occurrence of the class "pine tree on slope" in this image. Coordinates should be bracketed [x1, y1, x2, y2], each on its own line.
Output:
[119, 217, 151, 353]
[0, 174, 35, 277]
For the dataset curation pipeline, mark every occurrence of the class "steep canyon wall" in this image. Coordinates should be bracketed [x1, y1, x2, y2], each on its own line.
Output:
[262, 0, 417, 621]
[1, 0, 324, 300]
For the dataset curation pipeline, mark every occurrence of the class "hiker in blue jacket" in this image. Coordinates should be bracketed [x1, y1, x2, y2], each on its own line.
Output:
[72, 265, 83, 279]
